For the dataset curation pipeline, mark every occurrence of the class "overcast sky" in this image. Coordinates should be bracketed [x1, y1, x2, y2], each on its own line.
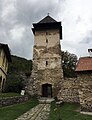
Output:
[0, 0, 92, 59]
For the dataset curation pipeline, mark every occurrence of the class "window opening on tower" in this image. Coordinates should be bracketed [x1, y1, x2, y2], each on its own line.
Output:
[46, 38, 48, 43]
[46, 61, 48, 66]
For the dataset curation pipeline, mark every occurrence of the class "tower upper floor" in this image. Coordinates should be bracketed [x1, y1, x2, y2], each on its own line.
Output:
[32, 15, 62, 50]
[32, 15, 62, 40]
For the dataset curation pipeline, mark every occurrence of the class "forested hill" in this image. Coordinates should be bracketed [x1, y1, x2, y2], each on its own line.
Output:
[5, 55, 32, 93]
[8, 55, 32, 73]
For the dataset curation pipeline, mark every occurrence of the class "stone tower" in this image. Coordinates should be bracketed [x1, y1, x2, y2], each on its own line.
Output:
[27, 15, 63, 97]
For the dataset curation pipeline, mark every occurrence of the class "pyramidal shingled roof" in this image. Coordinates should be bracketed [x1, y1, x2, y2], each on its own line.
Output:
[38, 15, 57, 23]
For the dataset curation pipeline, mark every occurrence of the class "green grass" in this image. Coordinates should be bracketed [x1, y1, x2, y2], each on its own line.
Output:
[49, 102, 92, 120]
[0, 98, 38, 120]
[0, 93, 21, 98]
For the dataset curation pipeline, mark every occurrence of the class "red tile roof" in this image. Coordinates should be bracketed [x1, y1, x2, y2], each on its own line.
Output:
[76, 57, 92, 71]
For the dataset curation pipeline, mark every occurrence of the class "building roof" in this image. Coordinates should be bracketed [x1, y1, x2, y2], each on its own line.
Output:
[38, 15, 57, 23]
[0, 43, 11, 62]
[76, 57, 92, 72]
[32, 15, 62, 39]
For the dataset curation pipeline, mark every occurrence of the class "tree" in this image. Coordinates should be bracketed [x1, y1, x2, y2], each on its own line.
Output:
[5, 55, 32, 93]
[62, 51, 77, 78]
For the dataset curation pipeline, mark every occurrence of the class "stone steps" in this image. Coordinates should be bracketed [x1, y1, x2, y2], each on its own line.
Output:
[39, 97, 54, 104]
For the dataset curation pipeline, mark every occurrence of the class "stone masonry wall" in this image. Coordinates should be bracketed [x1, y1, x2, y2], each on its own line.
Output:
[27, 66, 63, 97]
[0, 95, 29, 107]
[57, 78, 80, 103]
[27, 29, 63, 97]
[77, 73, 92, 112]
[57, 73, 92, 112]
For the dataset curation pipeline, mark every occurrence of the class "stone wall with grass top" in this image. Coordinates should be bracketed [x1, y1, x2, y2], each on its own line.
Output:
[0, 95, 29, 107]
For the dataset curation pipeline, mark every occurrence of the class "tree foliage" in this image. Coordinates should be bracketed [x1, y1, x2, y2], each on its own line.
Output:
[5, 55, 32, 93]
[62, 51, 77, 78]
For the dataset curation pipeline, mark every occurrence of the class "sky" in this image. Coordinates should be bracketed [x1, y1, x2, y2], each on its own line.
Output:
[0, 0, 92, 59]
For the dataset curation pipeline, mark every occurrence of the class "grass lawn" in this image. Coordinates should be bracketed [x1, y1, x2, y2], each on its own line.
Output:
[49, 102, 92, 120]
[0, 98, 38, 120]
[0, 93, 21, 98]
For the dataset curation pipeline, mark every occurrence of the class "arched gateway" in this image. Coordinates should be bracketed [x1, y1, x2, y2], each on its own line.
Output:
[27, 15, 63, 98]
[42, 83, 52, 97]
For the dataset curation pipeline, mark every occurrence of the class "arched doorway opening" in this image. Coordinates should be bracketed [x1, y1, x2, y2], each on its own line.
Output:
[42, 83, 52, 97]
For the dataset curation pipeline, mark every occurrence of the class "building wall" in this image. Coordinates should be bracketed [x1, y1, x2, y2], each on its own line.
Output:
[0, 49, 8, 74]
[34, 29, 60, 48]
[57, 78, 80, 103]
[0, 49, 8, 92]
[57, 73, 92, 112]
[77, 73, 92, 112]
[27, 29, 63, 97]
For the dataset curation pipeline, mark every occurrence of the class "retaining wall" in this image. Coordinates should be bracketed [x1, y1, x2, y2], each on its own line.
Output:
[0, 95, 29, 107]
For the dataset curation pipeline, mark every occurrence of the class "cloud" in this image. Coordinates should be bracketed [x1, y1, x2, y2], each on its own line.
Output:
[0, 0, 61, 59]
[59, 0, 92, 58]
[0, 0, 92, 59]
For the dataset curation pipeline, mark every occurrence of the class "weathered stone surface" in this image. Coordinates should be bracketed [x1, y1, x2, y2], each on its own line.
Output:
[57, 78, 80, 103]
[58, 75, 92, 112]
[78, 74, 92, 112]
[27, 28, 63, 97]
[0, 95, 28, 107]
[16, 104, 50, 120]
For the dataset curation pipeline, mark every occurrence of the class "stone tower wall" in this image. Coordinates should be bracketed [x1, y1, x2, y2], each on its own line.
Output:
[27, 29, 63, 97]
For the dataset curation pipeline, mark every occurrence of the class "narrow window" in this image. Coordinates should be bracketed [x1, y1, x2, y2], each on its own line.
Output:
[46, 61, 48, 66]
[46, 38, 48, 43]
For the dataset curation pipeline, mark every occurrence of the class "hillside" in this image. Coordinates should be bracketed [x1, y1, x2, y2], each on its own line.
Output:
[5, 55, 32, 93]
[8, 55, 32, 73]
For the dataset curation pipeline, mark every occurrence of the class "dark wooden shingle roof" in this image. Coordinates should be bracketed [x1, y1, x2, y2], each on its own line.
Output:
[38, 15, 57, 23]
[32, 15, 62, 39]
[76, 57, 92, 72]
